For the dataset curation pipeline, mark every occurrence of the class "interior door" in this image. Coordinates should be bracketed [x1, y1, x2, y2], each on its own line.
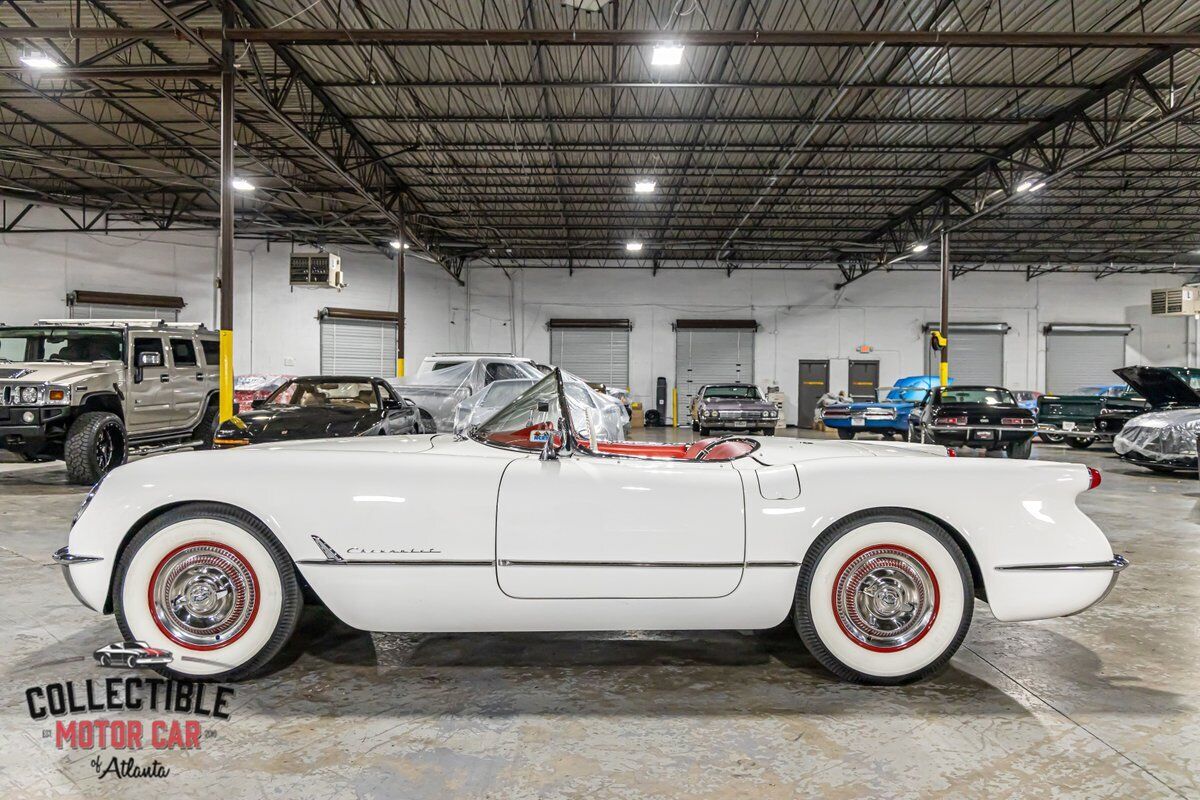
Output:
[127, 335, 173, 434]
[848, 359, 879, 401]
[797, 360, 829, 429]
[167, 336, 205, 427]
[496, 455, 746, 599]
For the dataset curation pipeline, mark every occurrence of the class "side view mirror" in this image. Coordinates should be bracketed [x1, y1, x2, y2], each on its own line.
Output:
[137, 352, 162, 367]
[251, 398, 265, 409]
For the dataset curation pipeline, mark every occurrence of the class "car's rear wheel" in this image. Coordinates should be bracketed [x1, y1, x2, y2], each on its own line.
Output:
[1039, 432, 1066, 444]
[113, 503, 302, 681]
[1007, 438, 1034, 459]
[837, 429, 856, 440]
[793, 509, 973, 685]
[1066, 438, 1093, 450]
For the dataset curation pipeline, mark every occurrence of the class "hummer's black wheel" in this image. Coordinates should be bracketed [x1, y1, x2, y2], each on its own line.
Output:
[193, 401, 219, 449]
[64, 411, 127, 485]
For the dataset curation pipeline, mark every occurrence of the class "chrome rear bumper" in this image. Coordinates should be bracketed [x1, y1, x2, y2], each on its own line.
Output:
[995, 555, 1128, 616]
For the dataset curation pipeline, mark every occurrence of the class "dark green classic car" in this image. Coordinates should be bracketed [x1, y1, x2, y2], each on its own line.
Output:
[1036, 384, 1146, 448]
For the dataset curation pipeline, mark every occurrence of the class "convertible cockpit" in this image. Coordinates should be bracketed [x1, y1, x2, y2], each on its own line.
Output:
[470, 369, 759, 462]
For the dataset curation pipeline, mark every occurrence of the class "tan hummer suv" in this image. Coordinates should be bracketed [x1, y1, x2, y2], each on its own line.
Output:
[0, 320, 220, 484]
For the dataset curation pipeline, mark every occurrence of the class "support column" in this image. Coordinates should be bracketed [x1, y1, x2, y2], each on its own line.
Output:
[938, 227, 951, 387]
[218, 11, 235, 420]
[396, 206, 406, 377]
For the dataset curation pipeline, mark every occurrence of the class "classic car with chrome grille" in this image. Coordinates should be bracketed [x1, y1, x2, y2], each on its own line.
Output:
[55, 369, 1125, 686]
[1037, 384, 1145, 447]
[689, 383, 778, 435]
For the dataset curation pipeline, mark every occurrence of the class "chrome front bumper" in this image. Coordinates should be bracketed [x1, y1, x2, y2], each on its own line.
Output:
[52, 546, 103, 612]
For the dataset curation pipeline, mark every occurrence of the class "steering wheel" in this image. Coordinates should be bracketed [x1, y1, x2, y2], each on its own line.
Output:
[693, 435, 757, 462]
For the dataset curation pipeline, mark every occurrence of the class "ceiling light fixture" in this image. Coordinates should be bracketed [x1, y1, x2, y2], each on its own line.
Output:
[634, 180, 656, 194]
[651, 44, 684, 67]
[911, 242, 928, 253]
[1016, 180, 1035, 192]
[625, 241, 644, 253]
[20, 51, 60, 70]
[231, 177, 255, 191]
[1029, 182, 1045, 192]
[389, 240, 411, 250]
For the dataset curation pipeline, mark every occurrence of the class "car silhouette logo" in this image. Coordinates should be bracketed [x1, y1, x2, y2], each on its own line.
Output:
[93, 641, 173, 669]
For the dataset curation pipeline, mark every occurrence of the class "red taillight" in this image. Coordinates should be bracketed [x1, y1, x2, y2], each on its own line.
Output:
[1087, 467, 1102, 490]
[945, 447, 957, 457]
[1001, 417, 1033, 425]
[936, 415, 967, 426]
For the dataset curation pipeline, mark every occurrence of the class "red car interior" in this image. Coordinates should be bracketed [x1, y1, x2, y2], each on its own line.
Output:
[484, 424, 755, 462]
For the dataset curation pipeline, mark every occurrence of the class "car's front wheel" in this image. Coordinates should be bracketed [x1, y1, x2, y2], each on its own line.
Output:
[836, 429, 856, 440]
[98, 654, 111, 667]
[1039, 432, 1066, 444]
[113, 503, 302, 681]
[793, 509, 973, 685]
[1066, 437, 1093, 450]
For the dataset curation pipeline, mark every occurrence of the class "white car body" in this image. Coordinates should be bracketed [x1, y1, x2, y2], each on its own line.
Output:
[63, 434, 1120, 638]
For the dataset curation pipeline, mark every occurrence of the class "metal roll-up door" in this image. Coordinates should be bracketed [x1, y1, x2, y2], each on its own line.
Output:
[923, 323, 1006, 385]
[67, 290, 184, 322]
[548, 325, 630, 387]
[1044, 325, 1131, 393]
[71, 304, 180, 321]
[676, 325, 756, 423]
[320, 317, 397, 377]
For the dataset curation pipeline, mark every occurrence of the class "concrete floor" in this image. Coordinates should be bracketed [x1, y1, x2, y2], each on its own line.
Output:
[0, 430, 1196, 798]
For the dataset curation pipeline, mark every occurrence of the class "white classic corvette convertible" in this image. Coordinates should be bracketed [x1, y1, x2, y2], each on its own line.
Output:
[55, 370, 1127, 685]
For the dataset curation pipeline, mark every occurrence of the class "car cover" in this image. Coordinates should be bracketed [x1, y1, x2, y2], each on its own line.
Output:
[388, 361, 490, 432]
[453, 373, 627, 442]
[1113, 408, 1200, 462]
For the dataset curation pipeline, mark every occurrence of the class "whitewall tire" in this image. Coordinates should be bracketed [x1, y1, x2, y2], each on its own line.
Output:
[794, 510, 972, 685]
[113, 503, 302, 681]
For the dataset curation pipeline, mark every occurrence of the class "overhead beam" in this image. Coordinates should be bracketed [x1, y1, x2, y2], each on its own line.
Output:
[7, 28, 1200, 48]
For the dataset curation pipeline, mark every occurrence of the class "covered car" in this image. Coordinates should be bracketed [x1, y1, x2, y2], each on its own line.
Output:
[689, 383, 778, 435]
[821, 375, 942, 440]
[1094, 366, 1200, 441]
[1113, 408, 1200, 473]
[212, 376, 422, 447]
[453, 374, 629, 441]
[390, 358, 544, 432]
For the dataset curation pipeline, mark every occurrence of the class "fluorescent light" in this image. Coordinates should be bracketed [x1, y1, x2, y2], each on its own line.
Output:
[911, 242, 928, 253]
[634, 180, 656, 194]
[20, 51, 59, 70]
[389, 240, 411, 250]
[625, 241, 644, 252]
[1029, 182, 1045, 192]
[231, 177, 255, 191]
[651, 44, 684, 67]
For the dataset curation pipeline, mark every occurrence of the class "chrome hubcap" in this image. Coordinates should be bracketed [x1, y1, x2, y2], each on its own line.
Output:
[152, 544, 256, 648]
[834, 546, 937, 650]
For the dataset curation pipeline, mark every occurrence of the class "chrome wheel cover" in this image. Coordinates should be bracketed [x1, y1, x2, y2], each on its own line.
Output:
[151, 543, 257, 648]
[834, 546, 938, 651]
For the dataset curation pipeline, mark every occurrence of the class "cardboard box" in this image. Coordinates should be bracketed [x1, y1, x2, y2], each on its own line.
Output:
[629, 401, 645, 428]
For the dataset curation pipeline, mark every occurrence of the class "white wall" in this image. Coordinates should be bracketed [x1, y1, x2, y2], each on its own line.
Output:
[0, 208, 463, 375]
[1, 205, 1193, 425]
[459, 266, 1197, 424]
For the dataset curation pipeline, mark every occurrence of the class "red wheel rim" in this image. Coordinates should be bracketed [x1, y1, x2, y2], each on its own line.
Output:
[147, 540, 260, 651]
[831, 543, 939, 652]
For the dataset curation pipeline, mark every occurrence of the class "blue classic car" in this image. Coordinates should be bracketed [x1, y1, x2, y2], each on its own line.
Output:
[821, 375, 945, 440]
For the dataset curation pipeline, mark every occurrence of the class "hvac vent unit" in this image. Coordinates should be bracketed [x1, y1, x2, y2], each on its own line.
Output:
[289, 252, 344, 289]
[1150, 285, 1200, 316]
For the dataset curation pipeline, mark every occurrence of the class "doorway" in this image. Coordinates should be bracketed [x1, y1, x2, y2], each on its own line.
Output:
[797, 360, 830, 429]
[848, 360, 880, 401]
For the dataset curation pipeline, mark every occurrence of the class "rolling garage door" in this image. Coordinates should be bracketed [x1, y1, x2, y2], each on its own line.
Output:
[1044, 324, 1132, 393]
[548, 319, 631, 387]
[319, 309, 398, 377]
[67, 290, 183, 321]
[676, 320, 757, 424]
[923, 322, 1007, 385]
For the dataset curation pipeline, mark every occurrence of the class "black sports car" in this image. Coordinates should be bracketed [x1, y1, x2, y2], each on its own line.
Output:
[907, 385, 1037, 458]
[1094, 366, 1200, 439]
[213, 376, 423, 448]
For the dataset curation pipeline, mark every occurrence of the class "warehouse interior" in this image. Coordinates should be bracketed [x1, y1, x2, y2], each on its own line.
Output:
[1, 2, 1199, 798]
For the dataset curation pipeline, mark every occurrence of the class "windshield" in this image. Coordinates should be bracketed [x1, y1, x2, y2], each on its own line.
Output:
[937, 387, 1016, 405]
[473, 371, 566, 451]
[0, 327, 124, 363]
[265, 379, 378, 410]
[702, 385, 762, 400]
